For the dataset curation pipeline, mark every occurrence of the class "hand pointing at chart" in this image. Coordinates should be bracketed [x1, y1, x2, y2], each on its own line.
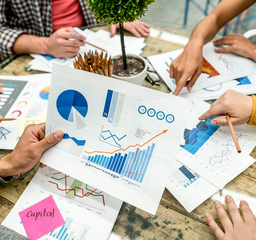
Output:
[199, 90, 254, 126]
[170, 41, 204, 95]
[169, 0, 256, 95]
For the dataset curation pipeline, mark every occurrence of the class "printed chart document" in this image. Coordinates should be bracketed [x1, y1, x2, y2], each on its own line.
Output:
[0, 74, 51, 149]
[41, 64, 192, 214]
[148, 43, 256, 93]
[166, 159, 218, 212]
[176, 100, 256, 189]
[2, 166, 122, 240]
[180, 74, 256, 101]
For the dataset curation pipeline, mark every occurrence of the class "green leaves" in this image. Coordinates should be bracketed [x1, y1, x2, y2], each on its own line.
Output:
[85, 0, 155, 25]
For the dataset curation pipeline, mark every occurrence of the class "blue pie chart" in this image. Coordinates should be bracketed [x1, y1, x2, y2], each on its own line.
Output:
[56, 90, 88, 122]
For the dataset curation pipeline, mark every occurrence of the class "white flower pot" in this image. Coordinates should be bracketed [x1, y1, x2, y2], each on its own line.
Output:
[112, 54, 147, 86]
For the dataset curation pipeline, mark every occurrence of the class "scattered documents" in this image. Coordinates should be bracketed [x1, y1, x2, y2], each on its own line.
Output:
[2, 166, 122, 240]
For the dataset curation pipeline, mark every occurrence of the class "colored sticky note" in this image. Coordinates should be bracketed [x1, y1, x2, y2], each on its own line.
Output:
[19, 196, 65, 240]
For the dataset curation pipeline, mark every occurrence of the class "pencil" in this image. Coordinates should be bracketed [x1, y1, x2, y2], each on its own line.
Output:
[0, 118, 16, 121]
[97, 68, 104, 75]
[109, 64, 113, 77]
[83, 41, 107, 52]
[226, 115, 241, 153]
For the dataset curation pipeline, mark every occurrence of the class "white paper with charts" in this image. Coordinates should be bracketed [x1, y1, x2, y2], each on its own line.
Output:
[179, 74, 256, 101]
[41, 64, 192, 214]
[0, 74, 50, 150]
[176, 100, 256, 189]
[166, 159, 218, 213]
[147, 42, 256, 93]
[2, 166, 122, 240]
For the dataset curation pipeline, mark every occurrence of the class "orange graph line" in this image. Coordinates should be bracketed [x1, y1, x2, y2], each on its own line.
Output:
[84, 129, 169, 155]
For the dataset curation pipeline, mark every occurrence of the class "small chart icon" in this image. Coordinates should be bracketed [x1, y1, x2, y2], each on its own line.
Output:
[40, 87, 50, 100]
[56, 90, 88, 129]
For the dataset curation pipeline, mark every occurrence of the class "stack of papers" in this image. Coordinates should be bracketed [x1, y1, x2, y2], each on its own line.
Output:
[29, 29, 146, 72]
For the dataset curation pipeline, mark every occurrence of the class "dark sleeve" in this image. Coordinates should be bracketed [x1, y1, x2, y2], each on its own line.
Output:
[0, 225, 30, 240]
[0, 1, 25, 62]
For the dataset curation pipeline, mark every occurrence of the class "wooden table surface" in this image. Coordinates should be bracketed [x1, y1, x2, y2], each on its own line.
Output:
[1, 24, 256, 240]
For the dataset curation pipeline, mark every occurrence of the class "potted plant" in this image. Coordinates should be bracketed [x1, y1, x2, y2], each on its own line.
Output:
[86, 0, 154, 85]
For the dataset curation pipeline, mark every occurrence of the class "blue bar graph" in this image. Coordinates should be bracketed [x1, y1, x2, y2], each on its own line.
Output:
[48, 217, 76, 240]
[102, 89, 125, 125]
[179, 166, 195, 180]
[84, 143, 155, 183]
[172, 165, 200, 188]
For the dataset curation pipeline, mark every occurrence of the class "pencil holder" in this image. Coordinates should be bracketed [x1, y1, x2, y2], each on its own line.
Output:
[73, 50, 113, 77]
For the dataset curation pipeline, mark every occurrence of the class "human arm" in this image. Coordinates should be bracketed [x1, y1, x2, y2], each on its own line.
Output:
[170, 0, 255, 95]
[206, 195, 256, 240]
[199, 90, 254, 126]
[0, 123, 63, 178]
[110, 20, 150, 37]
[13, 27, 85, 58]
[213, 33, 256, 62]
[0, 225, 29, 240]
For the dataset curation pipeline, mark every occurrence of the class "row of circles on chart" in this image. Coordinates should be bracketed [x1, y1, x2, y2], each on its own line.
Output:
[138, 105, 175, 123]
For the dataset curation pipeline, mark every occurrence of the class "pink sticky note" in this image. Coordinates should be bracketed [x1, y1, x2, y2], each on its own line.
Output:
[19, 196, 65, 240]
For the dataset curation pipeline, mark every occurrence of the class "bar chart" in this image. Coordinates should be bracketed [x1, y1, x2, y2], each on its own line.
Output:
[102, 89, 125, 127]
[83, 143, 155, 183]
[0, 79, 27, 117]
[48, 217, 89, 240]
[181, 118, 219, 155]
[172, 165, 200, 188]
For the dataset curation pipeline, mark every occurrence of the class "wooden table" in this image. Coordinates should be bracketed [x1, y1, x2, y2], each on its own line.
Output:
[1, 24, 256, 240]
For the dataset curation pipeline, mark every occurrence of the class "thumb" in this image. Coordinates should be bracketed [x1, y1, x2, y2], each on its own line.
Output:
[36, 130, 64, 152]
[210, 117, 228, 126]
[110, 24, 117, 37]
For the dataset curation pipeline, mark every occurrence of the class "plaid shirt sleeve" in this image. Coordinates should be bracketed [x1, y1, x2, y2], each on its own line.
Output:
[0, 2, 26, 62]
[0, 0, 97, 62]
[0, 27, 25, 62]
[79, 0, 98, 26]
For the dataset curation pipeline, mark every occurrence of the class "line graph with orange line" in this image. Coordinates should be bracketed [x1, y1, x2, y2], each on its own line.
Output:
[82, 130, 169, 183]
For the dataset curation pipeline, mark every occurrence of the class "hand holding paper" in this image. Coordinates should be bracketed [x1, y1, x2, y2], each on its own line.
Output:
[0, 123, 63, 178]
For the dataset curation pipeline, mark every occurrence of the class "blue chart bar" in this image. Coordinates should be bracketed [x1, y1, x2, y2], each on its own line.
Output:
[85, 143, 155, 183]
[108, 91, 119, 123]
[49, 217, 74, 240]
[3, 83, 17, 87]
[172, 165, 200, 188]
[181, 118, 219, 155]
[102, 89, 123, 124]
[179, 166, 195, 180]
[102, 90, 113, 118]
